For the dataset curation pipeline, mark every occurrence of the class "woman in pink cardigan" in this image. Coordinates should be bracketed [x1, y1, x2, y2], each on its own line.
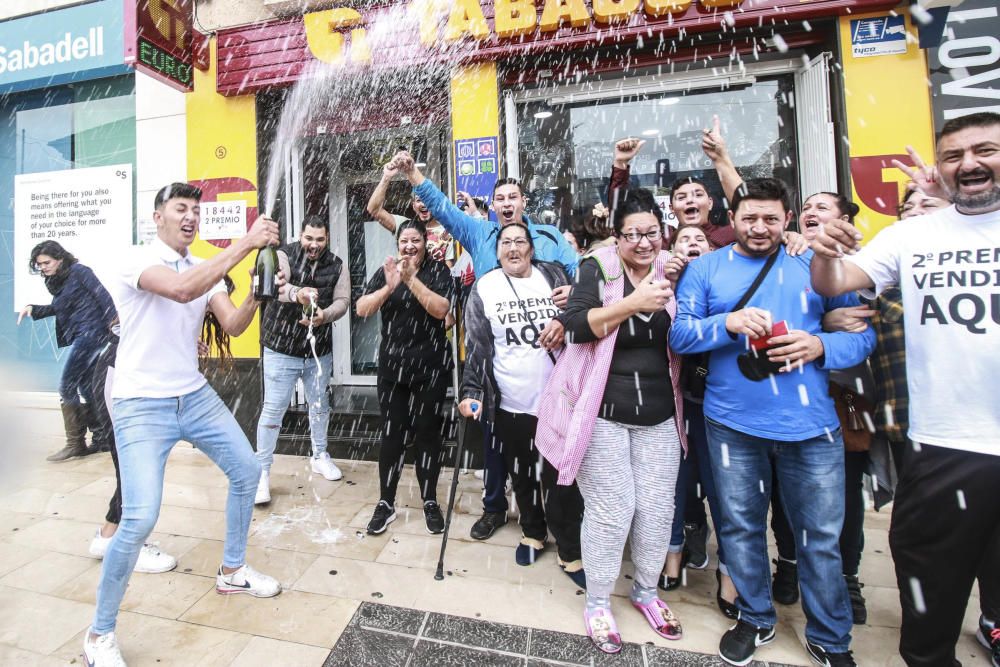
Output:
[537, 188, 687, 654]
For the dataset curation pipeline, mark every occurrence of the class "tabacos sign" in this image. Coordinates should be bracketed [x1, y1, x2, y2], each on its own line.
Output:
[304, 0, 746, 64]
[0, 0, 127, 93]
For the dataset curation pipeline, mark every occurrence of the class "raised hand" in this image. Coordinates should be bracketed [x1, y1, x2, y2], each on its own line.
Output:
[383, 256, 401, 291]
[613, 137, 646, 169]
[382, 161, 399, 180]
[17, 305, 32, 325]
[702, 115, 729, 163]
[398, 256, 418, 285]
[629, 271, 674, 313]
[247, 216, 280, 249]
[810, 218, 863, 259]
[664, 255, 688, 282]
[891, 145, 949, 201]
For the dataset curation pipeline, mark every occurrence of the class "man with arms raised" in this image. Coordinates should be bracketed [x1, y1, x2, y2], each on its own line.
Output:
[810, 112, 1000, 667]
[83, 183, 282, 667]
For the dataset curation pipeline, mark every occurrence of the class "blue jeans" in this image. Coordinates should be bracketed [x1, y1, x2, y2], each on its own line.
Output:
[255, 347, 332, 470]
[93, 383, 260, 634]
[669, 400, 727, 573]
[59, 333, 106, 404]
[705, 418, 852, 653]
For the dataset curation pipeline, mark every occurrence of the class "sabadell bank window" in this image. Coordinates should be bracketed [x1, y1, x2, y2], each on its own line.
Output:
[515, 76, 798, 229]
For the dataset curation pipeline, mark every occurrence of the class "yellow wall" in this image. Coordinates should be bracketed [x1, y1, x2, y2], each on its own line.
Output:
[186, 37, 261, 358]
[838, 9, 935, 243]
[450, 61, 501, 183]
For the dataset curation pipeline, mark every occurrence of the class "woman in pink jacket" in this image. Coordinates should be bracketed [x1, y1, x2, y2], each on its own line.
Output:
[540, 188, 686, 653]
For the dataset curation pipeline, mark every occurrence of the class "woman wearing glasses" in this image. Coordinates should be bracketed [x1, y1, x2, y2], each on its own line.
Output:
[458, 223, 585, 582]
[554, 188, 687, 652]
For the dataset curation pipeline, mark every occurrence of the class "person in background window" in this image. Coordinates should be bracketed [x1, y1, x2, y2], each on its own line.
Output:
[19, 241, 117, 463]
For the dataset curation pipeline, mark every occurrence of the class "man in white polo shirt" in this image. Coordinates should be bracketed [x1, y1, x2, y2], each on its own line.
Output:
[84, 183, 282, 667]
[810, 112, 1000, 667]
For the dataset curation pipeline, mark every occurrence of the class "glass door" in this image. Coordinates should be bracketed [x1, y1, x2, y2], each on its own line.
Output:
[324, 128, 448, 386]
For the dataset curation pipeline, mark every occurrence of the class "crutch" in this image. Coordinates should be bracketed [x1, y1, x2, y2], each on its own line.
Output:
[435, 298, 470, 580]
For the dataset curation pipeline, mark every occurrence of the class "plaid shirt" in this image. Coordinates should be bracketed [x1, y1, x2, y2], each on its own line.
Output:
[868, 287, 908, 441]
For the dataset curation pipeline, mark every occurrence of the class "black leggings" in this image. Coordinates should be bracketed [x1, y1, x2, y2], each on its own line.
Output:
[493, 409, 584, 561]
[376, 374, 449, 506]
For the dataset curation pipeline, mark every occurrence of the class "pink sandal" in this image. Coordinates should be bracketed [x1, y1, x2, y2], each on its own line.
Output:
[632, 597, 683, 640]
[583, 607, 622, 654]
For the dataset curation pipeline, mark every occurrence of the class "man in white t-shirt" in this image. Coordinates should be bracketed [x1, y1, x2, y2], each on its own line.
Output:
[84, 183, 282, 667]
[810, 112, 1000, 667]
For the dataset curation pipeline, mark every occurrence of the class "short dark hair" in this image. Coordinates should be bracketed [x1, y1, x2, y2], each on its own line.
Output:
[611, 188, 664, 235]
[497, 222, 534, 254]
[302, 215, 329, 233]
[669, 177, 710, 203]
[730, 178, 793, 215]
[154, 182, 202, 210]
[29, 240, 76, 274]
[804, 191, 860, 224]
[493, 177, 524, 198]
[938, 111, 1000, 140]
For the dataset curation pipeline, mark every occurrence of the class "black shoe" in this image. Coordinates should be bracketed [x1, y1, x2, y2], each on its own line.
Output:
[470, 511, 507, 540]
[716, 569, 739, 620]
[423, 501, 444, 534]
[659, 551, 688, 591]
[684, 522, 710, 569]
[366, 501, 396, 535]
[844, 575, 867, 625]
[719, 619, 775, 666]
[806, 641, 857, 666]
[772, 558, 799, 605]
[977, 615, 1000, 667]
[46, 444, 90, 462]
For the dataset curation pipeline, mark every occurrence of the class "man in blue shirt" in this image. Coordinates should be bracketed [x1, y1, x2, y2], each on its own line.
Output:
[388, 150, 580, 545]
[671, 178, 874, 667]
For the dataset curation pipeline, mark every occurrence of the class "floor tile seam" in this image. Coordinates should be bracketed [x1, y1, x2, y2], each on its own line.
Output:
[354, 623, 532, 661]
[175, 611, 336, 650]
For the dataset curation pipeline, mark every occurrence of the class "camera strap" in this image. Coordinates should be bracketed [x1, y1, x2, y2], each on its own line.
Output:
[504, 270, 559, 365]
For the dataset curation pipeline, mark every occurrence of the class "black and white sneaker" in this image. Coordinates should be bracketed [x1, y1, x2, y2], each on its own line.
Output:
[977, 615, 1000, 667]
[423, 501, 444, 534]
[719, 619, 775, 666]
[806, 641, 857, 666]
[367, 500, 396, 535]
[215, 564, 281, 597]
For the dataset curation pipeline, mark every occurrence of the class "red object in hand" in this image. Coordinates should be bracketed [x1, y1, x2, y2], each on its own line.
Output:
[750, 319, 788, 351]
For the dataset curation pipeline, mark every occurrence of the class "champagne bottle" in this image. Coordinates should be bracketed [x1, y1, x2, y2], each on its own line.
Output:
[254, 244, 279, 301]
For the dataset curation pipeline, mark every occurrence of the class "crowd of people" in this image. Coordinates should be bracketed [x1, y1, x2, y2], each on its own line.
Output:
[17, 111, 1000, 667]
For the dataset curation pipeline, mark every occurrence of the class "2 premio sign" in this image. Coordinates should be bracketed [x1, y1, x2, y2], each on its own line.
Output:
[0, 0, 127, 93]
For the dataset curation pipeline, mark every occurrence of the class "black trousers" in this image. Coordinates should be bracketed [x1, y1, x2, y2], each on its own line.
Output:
[376, 374, 449, 506]
[890, 443, 1000, 666]
[491, 409, 584, 561]
[91, 341, 120, 525]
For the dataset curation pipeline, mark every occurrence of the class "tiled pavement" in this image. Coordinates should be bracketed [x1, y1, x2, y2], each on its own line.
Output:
[0, 402, 991, 666]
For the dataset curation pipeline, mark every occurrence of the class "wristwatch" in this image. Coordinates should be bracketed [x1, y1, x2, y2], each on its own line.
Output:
[289, 286, 300, 303]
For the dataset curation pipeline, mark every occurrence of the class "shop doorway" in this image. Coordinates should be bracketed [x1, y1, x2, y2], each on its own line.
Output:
[285, 127, 449, 387]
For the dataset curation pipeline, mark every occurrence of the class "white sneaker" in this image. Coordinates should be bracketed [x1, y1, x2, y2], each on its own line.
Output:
[255, 470, 271, 505]
[83, 631, 127, 667]
[88, 530, 176, 574]
[310, 452, 343, 481]
[474, 469, 485, 480]
[89, 530, 111, 559]
[134, 544, 176, 574]
[216, 564, 281, 598]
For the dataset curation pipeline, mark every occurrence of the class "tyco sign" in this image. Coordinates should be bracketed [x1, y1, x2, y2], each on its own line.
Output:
[850, 15, 907, 58]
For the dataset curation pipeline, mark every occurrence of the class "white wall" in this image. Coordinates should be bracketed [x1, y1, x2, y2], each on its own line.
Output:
[134, 71, 187, 243]
[0, 0, 88, 21]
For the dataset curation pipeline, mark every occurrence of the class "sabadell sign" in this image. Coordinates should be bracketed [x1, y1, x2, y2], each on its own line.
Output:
[0, 0, 128, 93]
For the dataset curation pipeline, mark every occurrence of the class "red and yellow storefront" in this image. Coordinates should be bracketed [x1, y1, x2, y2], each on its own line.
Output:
[185, 0, 937, 389]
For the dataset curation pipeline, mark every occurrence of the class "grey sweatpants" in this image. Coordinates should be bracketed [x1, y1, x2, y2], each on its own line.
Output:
[576, 417, 682, 598]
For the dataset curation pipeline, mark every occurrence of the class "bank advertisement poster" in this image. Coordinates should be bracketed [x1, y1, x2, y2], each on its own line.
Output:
[14, 164, 134, 311]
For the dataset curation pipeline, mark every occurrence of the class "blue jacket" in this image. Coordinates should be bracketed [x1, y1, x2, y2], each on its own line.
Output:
[30, 262, 116, 347]
[412, 180, 579, 278]
[670, 246, 876, 441]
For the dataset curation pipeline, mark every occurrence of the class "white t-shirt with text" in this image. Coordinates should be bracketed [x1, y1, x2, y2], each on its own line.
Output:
[846, 205, 1000, 456]
[108, 238, 227, 399]
[477, 268, 559, 415]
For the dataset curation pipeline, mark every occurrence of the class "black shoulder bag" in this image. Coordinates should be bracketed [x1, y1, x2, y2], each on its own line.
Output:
[681, 249, 780, 397]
